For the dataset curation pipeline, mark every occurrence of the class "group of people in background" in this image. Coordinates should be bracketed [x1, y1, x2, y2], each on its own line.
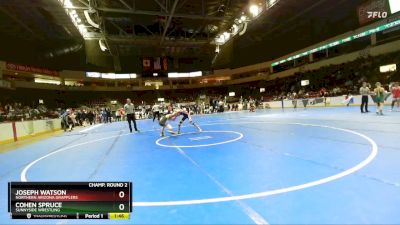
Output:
[6, 78, 400, 133]
[60, 109, 96, 132]
[359, 81, 400, 115]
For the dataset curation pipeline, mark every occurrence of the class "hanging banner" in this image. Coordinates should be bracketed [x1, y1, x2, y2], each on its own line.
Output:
[6, 62, 59, 76]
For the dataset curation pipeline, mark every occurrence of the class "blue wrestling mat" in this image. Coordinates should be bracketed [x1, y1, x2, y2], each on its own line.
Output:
[1, 106, 400, 224]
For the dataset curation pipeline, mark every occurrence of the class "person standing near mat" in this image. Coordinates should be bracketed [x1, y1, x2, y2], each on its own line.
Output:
[359, 82, 371, 113]
[249, 97, 256, 112]
[390, 82, 400, 111]
[87, 110, 95, 125]
[124, 98, 139, 133]
[61, 109, 71, 132]
[373, 82, 386, 116]
[152, 103, 161, 122]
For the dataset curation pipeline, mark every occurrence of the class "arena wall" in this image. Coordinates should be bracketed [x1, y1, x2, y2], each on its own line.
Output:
[1, 94, 394, 144]
[0, 118, 61, 144]
[264, 95, 394, 109]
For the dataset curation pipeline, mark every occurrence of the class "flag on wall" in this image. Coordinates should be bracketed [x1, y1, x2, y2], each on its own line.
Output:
[162, 57, 168, 71]
[154, 57, 161, 70]
[143, 58, 151, 71]
[173, 58, 179, 69]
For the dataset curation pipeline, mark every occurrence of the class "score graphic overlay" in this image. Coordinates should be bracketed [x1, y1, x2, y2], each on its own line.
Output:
[8, 182, 132, 220]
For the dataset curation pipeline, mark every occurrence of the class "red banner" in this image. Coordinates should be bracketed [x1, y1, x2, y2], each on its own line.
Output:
[6, 62, 59, 76]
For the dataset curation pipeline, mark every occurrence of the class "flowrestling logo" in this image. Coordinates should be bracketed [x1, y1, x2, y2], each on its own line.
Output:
[367, 11, 388, 18]
[358, 0, 390, 25]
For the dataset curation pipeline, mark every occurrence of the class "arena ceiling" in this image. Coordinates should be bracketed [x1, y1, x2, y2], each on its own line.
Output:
[214, 0, 368, 68]
[0, 0, 369, 72]
[0, 0, 247, 70]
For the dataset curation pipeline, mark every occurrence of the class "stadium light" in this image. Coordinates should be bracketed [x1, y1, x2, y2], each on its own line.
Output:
[301, 80, 310, 86]
[34, 78, 61, 85]
[239, 21, 248, 36]
[232, 24, 239, 34]
[168, 71, 202, 78]
[267, 0, 279, 9]
[86, 72, 101, 78]
[380, 64, 396, 73]
[84, 10, 100, 29]
[223, 32, 231, 40]
[215, 45, 220, 53]
[86, 72, 137, 79]
[78, 25, 87, 34]
[215, 34, 225, 44]
[212, 2, 265, 53]
[190, 71, 202, 77]
[57, 0, 92, 38]
[63, 0, 73, 7]
[249, 5, 260, 17]
[389, 0, 400, 14]
[99, 39, 108, 51]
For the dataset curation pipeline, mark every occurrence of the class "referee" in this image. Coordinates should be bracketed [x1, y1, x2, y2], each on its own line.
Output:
[124, 98, 139, 133]
[152, 103, 161, 122]
[359, 82, 371, 113]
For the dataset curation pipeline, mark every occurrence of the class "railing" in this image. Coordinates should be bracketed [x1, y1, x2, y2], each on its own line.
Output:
[0, 80, 12, 89]
[263, 95, 394, 109]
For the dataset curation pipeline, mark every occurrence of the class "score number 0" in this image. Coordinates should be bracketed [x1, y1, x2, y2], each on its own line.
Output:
[119, 191, 125, 211]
